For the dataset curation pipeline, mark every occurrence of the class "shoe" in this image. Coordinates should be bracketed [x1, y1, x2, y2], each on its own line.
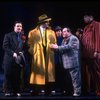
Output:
[50, 90, 56, 96]
[38, 90, 45, 95]
[41, 90, 45, 93]
[16, 93, 21, 97]
[5, 93, 13, 96]
[63, 90, 66, 94]
[62, 90, 67, 96]
[51, 90, 56, 94]
[30, 90, 33, 93]
[5, 93, 11, 96]
[73, 93, 80, 96]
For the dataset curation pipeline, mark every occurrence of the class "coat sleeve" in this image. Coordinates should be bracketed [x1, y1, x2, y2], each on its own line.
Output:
[94, 22, 100, 53]
[2, 34, 14, 56]
[53, 31, 57, 44]
[28, 31, 34, 55]
[58, 36, 79, 52]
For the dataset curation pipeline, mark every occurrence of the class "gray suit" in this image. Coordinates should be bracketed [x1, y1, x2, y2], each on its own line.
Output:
[58, 34, 81, 95]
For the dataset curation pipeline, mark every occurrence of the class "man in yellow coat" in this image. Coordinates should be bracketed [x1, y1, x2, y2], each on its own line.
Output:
[28, 14, 56, 95]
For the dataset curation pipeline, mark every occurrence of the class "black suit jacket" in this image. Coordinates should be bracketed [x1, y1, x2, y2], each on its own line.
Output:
[2, 32, 26, 72]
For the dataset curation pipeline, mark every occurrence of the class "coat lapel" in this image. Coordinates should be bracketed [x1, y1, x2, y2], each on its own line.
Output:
[12, 32, 18, 47]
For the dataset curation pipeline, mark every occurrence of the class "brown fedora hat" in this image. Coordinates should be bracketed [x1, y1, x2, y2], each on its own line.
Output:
[38, 14, 51, 24]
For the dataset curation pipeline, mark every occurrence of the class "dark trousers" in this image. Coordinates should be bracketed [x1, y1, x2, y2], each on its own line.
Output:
[4, 62, 21, 93]
[81, 58, 100, 95]
[55, 63, 66, 92]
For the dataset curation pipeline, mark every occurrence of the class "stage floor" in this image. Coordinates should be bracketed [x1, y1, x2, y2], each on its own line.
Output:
[0, 92, 100, 99]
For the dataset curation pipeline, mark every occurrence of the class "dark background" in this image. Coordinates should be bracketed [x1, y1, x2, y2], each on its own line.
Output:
[0, 0, 100, 87]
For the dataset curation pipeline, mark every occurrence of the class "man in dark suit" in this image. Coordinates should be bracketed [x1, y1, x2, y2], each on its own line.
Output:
[2, 21, 26, 96]
[54, 26, 65, 94]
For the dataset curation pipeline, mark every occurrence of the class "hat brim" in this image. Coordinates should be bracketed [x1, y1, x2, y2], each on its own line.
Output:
[38, 18, 51, 24]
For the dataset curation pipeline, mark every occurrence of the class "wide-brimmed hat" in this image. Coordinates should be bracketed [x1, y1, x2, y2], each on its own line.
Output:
[38, 14, 51, 24]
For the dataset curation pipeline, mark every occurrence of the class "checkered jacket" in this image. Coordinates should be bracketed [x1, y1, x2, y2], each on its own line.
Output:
[58, 35, 80, 69]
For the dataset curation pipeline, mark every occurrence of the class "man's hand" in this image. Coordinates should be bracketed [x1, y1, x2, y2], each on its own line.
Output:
[13, 53, 17, 59]
[50, 44, 58, 49]
[94, 51, 98, 58]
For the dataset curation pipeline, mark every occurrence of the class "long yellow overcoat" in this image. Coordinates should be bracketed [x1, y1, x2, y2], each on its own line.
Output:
[28, 26, 56, 85]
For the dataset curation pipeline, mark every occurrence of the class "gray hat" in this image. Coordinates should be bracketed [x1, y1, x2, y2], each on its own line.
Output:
[15, 56, 22, 64]
[15, 53, 25, 67]
[38, 14, 51, 24]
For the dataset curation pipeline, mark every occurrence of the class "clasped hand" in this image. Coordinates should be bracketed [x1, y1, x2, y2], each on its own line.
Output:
[13, 52, 23, 59]
[50, 44, 58, 49]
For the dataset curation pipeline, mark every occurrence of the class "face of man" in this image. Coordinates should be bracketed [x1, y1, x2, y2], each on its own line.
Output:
[55, 30, 62, 37]
[14, 23, 22, 33]
[62, 28, 70, 38]
[42, 21, 50, 28]
[84, 15, 93, 24]
[76, 31, 80, 37]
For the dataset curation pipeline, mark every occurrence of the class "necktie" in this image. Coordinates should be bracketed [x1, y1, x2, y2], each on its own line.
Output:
[17, 33, 22, 50]
[18, 33, 21, 42]
[43, 30, 46, 46]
